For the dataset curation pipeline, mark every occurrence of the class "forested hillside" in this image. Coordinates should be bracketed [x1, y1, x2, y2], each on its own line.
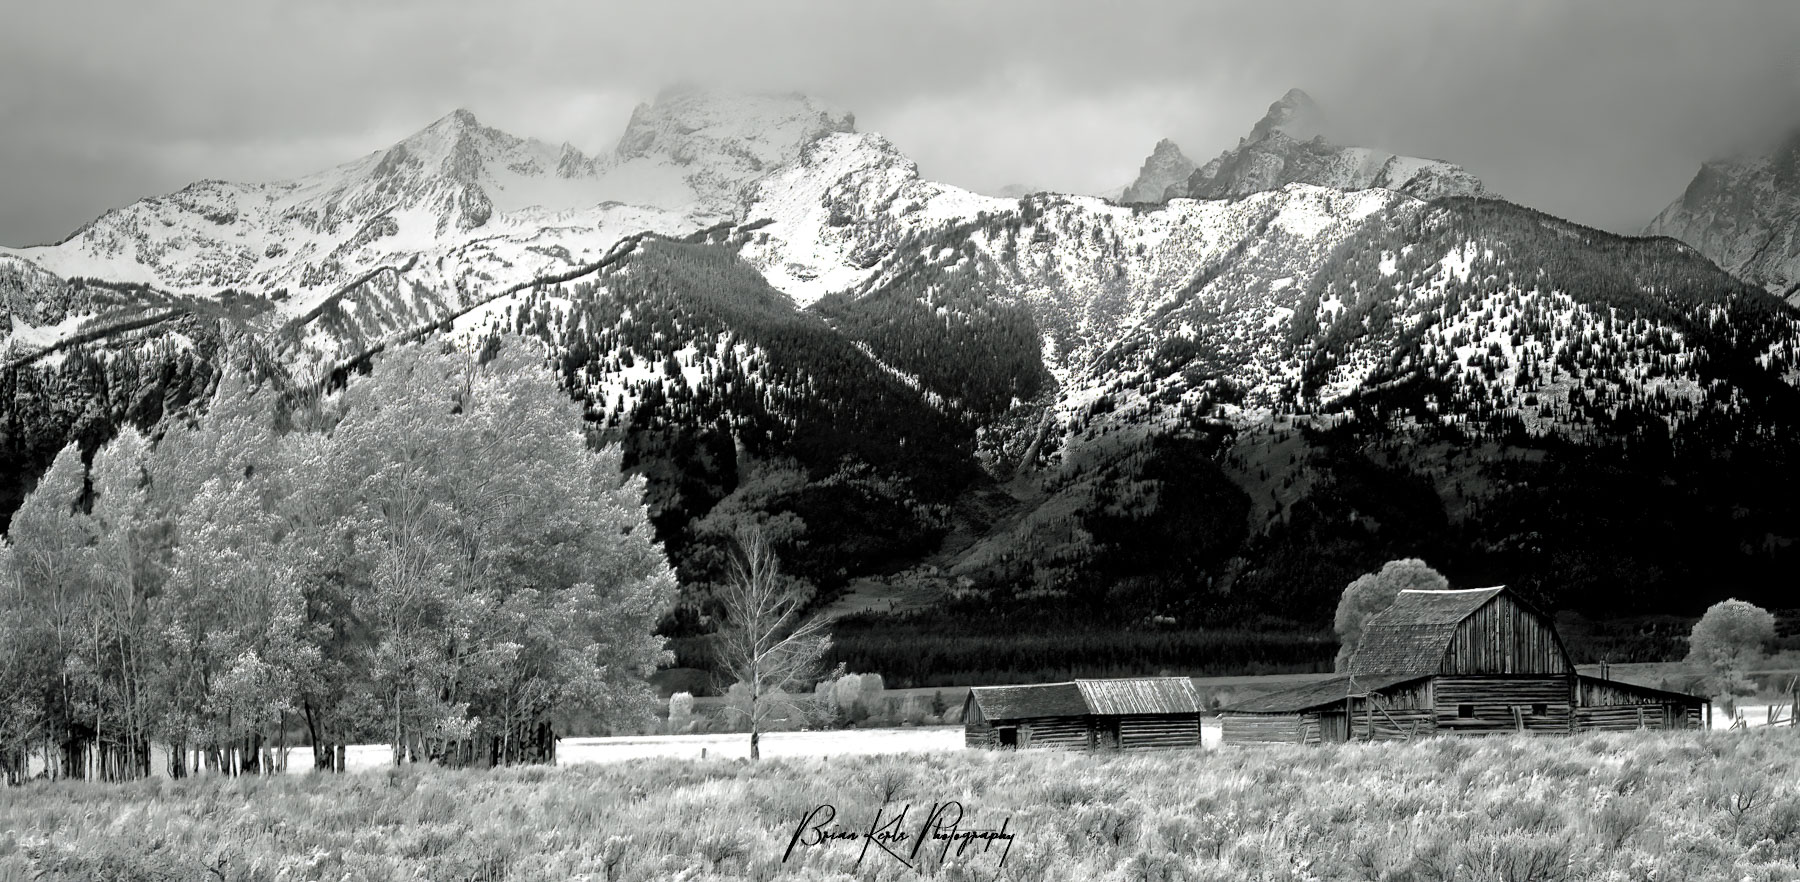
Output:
[460, 239, 977, 601]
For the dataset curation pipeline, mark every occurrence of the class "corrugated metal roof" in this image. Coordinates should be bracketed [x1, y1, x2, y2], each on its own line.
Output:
[1075, 678, 1202, 715]
[1348, 587, 1504, 675]
[967, 677, 1204, 720]
[1217, 674, 1428, 714]
[967, 682, 1089, 720]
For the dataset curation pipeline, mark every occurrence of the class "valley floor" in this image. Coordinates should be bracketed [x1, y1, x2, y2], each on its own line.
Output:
[5, 728, 1800, 881]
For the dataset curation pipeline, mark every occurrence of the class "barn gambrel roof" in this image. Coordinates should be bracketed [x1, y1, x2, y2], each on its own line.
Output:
[1348, 587, 1505, 675]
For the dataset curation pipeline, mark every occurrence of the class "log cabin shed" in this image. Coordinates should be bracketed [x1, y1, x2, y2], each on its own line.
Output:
[1219, 586, 1709, 745]
[963, 677, 1203, 750]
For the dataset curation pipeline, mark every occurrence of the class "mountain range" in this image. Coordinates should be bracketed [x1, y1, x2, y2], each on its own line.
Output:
[1120, 89, 1489, 204]
[1646, 127, 1800, 306]
[3, 86, 1797, 674]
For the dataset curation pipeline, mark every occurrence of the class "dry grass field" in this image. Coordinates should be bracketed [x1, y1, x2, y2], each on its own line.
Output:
[3, 728, 1800, 881]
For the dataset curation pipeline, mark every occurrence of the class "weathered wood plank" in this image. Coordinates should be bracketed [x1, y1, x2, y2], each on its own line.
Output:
[1441, 595, 1569, 675]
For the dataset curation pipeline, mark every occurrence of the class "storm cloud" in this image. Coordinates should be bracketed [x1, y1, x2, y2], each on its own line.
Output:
[3, 0, 1796, 246]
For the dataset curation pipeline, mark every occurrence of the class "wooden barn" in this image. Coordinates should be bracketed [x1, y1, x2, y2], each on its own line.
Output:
[963, 677, 1203, 750]
[1219, 587, 1709, 745]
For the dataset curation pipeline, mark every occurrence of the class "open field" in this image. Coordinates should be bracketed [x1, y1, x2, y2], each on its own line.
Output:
[272, 704, 1795, 774]
[6, 728, 1800, 881]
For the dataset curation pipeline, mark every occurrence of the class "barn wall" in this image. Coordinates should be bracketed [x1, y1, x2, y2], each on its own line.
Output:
[1298, 712, 1323, 745]
[1573, 679, 1705, 732]
[1574, 705, 1678, 732]
[968, 715, 1093, 749]
[965, 719, 997, 749]
[1433, 676, 1573, 735]
[1117, 714, 1201, 750]
[1366, 679, 1433, 710]
[1577, 679, 1691, 708]
[1441, 597, 1570, 675]
[1221, 713, 1305, 744]
[1020, 716, 1092, 749]
[1318, 711, 1349, 743]
[1348, 705, 1437, 741]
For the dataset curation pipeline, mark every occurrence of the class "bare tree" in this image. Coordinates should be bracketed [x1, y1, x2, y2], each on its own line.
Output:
[712, 526, 831, 759]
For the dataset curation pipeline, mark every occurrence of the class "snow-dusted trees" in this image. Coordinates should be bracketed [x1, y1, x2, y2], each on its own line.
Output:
[0, 336, 676, 777]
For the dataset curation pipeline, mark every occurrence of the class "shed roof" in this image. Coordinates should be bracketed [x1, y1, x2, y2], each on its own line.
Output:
[966, 677, 1203, 721]
[1218, 674, 1429, 714]
[1075, 678, 1202, 715]
[1348, 587, 1505, 675]
[1577, 675, 1709, 705]
[966, 682, 1088, 720]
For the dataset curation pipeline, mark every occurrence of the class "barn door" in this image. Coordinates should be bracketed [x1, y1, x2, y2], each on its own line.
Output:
[997, 727, 1018, 749]
[1319, 712, 1349, 743]
[1100, 719, 1121, 749]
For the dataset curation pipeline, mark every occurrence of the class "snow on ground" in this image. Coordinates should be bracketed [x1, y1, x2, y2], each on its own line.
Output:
[305, 722, 1222, 773]
[28, 710, 1777, 779]
[84, 727, 969, 778]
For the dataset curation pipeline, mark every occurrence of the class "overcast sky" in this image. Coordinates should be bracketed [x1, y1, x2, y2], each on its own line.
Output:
[3, 1, 1797, 246]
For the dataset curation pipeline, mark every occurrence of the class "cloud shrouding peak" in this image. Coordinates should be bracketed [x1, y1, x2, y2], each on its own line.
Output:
[2, 1, 1797, 245]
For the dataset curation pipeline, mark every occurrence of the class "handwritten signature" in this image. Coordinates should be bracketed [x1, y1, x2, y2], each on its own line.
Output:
[783, 801, 1016, 875]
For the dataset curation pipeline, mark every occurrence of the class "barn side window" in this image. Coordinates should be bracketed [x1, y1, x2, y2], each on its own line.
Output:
[1457, 704, 1474, 718]
[1532, 703, 1548, 716]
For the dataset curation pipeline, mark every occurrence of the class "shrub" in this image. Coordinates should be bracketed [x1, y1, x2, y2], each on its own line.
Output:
[668, 692, 695, 735]
[4, 729, 1799, 880]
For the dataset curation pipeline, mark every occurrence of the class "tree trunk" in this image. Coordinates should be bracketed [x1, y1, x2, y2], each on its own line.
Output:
[749, 677, 760, 761]
[304, 699, 329, 771]
[391, 686, 404, 767]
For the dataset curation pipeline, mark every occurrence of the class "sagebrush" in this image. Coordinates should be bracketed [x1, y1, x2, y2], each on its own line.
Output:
[2, 729, 1799, 881]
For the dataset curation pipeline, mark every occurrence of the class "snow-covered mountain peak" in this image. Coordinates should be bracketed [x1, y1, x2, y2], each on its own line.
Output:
[601, 87, 859, 220]
[738, 130, 1019, 306]
[615, 87, 855, 167]
[1164, 89, 1487, 202]
[1248, 88, 1326, 143]
[1647, 127, 1800, 303]
[0, 89, 871, 306]
[1122, 138, 1197, 203]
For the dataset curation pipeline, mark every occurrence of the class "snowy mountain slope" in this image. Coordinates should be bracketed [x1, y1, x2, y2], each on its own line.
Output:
[1645, 130, 1800, 305]
[736, 132, 1017, 308]
[1128, 89, 1489, 205]
[736, 135, 1800, 616]
[735, 126, 1402, 386]
[0, 89, 855, 370]
[4, 88, 1800, 629]
[612, 85, 856, 216]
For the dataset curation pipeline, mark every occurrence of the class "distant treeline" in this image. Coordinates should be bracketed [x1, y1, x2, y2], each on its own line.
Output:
[825, 608, 1336, 688]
